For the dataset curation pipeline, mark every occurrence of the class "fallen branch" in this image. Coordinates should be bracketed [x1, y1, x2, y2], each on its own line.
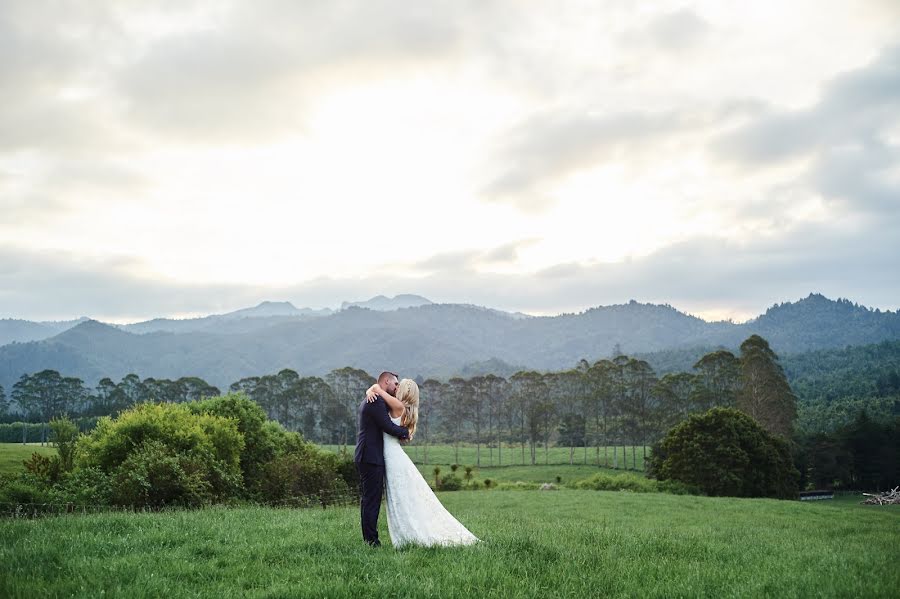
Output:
[861, 486, 900, 505]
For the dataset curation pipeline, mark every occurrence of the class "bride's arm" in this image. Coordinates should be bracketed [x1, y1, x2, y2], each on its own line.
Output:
[366, 383, 405, 412]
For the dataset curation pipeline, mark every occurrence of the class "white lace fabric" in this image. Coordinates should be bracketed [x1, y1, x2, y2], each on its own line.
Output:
[383, 416, 480, 548]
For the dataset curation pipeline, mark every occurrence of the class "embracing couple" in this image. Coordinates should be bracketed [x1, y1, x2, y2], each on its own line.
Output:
[354, 371, 479, 548]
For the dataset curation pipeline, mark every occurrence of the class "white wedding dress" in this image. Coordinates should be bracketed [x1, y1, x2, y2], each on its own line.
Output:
[383, 415, 480, 548]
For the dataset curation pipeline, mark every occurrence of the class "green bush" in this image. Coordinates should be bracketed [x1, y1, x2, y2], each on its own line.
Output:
[22, 452, 62, 485]
[569, 472, 698, 495]
[439, 474, 463, 491]
[0, 475, 50, 504]
[75, 402, 244, 506]
[48, 467, 113, 505]
[187, 394, 292, 497]
[572, 472, 659, 493]
[647, 407, 799, 499]
[258, 442, 351, 501]
[496, 481, 541, 491]
[50, 417, 79, 472]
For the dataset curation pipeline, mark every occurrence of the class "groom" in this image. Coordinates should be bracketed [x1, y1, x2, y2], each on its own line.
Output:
[354, 370, 409, 547]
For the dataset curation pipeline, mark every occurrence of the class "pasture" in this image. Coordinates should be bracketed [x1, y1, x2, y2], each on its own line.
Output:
[2, 490, 898, 598]
[321, 443, 650, 471]
[0, 442, 56, 476]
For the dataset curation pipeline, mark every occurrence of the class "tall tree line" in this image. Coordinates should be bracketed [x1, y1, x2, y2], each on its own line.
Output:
[1, 335, 798, 461]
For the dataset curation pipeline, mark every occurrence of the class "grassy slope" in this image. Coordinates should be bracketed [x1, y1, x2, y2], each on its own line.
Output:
[0, 443, 56, 476]
[1, 491, 897, 598]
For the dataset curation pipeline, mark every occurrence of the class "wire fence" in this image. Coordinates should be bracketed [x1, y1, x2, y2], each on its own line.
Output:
[0, 489, 361, 520]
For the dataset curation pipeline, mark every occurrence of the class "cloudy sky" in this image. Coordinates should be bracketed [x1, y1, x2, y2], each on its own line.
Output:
[2, 0, 899, 323]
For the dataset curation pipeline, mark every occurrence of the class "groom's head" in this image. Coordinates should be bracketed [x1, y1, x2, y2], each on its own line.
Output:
[378, 371, 399, 395]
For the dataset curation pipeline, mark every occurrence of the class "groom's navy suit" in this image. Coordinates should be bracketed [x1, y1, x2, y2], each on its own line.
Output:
[355, 396, 409, 546]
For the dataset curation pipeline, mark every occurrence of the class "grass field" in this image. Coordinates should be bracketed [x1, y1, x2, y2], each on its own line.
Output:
[1, 490, 897, 598]
[321, 443, 650, 471]
[0, 442, 56, 476]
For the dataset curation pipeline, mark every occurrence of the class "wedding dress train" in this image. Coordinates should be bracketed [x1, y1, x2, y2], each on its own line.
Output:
[383, 416, 479, 548]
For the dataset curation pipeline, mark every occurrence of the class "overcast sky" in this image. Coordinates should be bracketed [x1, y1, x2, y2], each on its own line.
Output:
[2, 0, 899, 323]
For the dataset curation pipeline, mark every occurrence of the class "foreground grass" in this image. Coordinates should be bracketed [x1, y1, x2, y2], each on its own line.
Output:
[2, 491, 897, 598]
[0, 443, 56, 476]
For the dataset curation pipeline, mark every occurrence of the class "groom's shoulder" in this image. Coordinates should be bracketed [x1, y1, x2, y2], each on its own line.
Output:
[360, 396, 385, 411]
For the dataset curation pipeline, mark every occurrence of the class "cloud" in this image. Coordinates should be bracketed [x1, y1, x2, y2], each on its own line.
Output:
[412, 239, 538, 273]
[481, 108, 716, 211]
[113, 0, 474, 142]
[714, 45, 900, 223]
[645, 9, 711, 52]
[715, 45, 900, 164]
[3, 218, 898, 323]
[0, 245, 260, 321]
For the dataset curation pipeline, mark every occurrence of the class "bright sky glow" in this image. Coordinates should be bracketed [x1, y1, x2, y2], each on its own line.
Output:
[1, 0, 898, 323]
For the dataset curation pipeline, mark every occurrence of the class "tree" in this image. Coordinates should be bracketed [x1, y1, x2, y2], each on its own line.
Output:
[445, 378, 472, 464]
[482, 374, 507, 466]
[0, 383, 7, 421]
[586, 359, 619, 466]
[550, 370, 585, 464]
[738, 335, 798, 438]
[648, 407, 799, 499]
[654, 372, 698, 431]
[325, 367, 373, 450]
[11, 370, 87, 441]
[620, 358, 658, 467]
[467, 376, 488, 466]
[693, 350, 740, 410]
[509, 371, 545, 465]
[419, 379, 446, 464]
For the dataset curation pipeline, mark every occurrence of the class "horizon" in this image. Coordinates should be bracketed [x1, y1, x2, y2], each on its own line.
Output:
[4, 291, 896, 328]
[2, 1, 898, 323]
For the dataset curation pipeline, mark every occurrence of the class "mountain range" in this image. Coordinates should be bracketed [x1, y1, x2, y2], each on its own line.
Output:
[0, 293, 898, 391]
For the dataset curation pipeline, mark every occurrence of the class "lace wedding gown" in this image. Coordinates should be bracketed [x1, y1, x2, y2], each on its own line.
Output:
[383, 415, 480, 548]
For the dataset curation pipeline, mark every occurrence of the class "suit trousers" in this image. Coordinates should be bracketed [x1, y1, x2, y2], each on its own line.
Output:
[356, 461, 385, 546]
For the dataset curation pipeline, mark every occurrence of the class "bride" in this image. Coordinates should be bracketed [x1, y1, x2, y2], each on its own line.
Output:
[365, 379, 479, 548]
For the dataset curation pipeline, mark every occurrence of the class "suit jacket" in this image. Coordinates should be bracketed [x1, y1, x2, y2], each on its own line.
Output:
[354, 396, 409, 465]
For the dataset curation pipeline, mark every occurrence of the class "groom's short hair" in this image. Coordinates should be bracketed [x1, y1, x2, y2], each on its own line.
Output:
[378, 371, 398, 384]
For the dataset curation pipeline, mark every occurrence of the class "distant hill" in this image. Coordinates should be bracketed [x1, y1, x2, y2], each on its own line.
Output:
[0, 317, 89, 346]
[340, 294, 433, 311]
[1, 293, 898, 391]
[120, 302, 334, 335]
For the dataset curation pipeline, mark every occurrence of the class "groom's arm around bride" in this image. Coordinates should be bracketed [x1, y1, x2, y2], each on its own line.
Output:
[354, 371, 408, 546]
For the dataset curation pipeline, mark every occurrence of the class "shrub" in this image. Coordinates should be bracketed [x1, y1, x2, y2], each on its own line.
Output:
[187, 393, 293, 497]
[75, 402, 245, 506]
[50, 416, 79, 472]
[0, 475, 50, 504]
[258, 442, 352, 502]
[439, 474, 463, 491]
[496, 481, 541, 491]
[23, 452, 62, 485]
[110, 440, 215, 507]
[571, 472, 658, 493]
[647, 407, 799, 499]
[49, 467, 113, 505]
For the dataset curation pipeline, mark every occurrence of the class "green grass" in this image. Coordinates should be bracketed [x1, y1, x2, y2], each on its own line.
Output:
[321, 443, 650, 470]
[417, 463, 614, 485]
[1, 491, 897, 598]
[0, 443, 56, 476]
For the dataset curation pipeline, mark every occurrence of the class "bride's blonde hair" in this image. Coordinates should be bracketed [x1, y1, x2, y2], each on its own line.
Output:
[396, 378, 419, 443]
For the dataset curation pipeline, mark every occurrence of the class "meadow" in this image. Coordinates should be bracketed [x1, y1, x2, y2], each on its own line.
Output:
[2, 490, 898, 598]
[321, 443, 650, 471]
[0, 442, 56, 476]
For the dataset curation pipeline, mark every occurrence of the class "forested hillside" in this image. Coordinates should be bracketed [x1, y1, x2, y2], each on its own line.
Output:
[0, 294, 897, 392]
